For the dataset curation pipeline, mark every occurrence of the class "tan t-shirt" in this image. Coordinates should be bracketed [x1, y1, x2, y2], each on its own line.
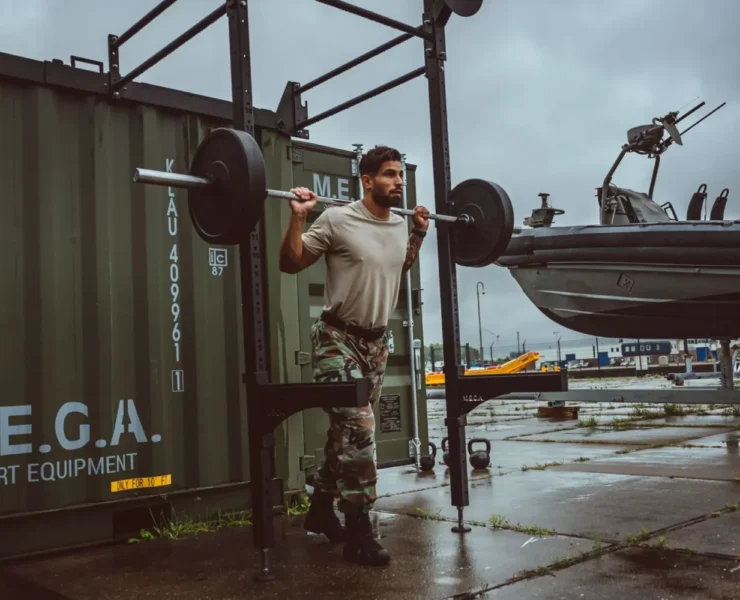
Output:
[301, 200, 408, 330]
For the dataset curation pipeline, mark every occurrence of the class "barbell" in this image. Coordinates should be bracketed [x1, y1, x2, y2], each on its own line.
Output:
[131, 127, 515, 268]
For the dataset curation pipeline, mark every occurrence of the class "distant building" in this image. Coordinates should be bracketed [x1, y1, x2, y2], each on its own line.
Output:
[424, 337, 735, 373]
[532, 338, 622, 366]
[537, 338, 687, 368]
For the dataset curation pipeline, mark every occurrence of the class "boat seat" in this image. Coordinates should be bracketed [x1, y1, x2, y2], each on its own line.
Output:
[710, 188, 729, 220]
[686, 183, 707, 220]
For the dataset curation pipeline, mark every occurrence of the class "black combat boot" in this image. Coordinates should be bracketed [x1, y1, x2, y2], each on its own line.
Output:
[343, 512, 390, 566]
[303, 489, 345, 543]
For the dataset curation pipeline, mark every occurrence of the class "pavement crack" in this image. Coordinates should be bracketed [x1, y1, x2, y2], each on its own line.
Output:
[440, 499, 740, 599]
[627, 500, 740, 543]
[441, 542, 624, 599]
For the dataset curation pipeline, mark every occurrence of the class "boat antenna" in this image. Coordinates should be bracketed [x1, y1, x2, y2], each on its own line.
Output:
[661, 100, 727, 151]
[678, 102, 727, 137]
[677, 95, 701, 112]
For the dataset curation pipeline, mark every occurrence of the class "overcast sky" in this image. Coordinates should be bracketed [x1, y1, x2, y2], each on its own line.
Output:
[3, 0, 738, 351]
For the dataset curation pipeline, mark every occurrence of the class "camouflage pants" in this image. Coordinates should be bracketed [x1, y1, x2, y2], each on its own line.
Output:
[310, 318, 389, 516]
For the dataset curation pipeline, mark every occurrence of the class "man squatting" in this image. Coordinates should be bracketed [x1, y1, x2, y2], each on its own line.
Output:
[279, 146, 430, 566]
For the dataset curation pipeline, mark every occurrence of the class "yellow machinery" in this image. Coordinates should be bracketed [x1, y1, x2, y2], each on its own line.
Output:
[425, 351, 541, 387]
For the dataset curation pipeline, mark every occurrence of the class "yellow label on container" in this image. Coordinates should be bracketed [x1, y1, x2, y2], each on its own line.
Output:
[110, 474, 172, 493]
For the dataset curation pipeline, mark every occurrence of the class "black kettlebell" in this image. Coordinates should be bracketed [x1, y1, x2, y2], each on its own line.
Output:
[441, 437, 451, 467]
[468, 438, 491, 470]
[420, 441, 437, 472]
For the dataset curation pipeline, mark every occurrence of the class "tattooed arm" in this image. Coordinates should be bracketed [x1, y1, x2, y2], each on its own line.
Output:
[402, 205, 430, 274]
[402, 230, 425, 274]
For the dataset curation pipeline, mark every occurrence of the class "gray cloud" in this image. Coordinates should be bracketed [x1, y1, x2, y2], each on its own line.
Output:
[3, 0, 738, 352]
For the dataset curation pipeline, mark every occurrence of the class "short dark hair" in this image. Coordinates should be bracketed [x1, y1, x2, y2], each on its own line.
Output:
[359, 145, 403, 178]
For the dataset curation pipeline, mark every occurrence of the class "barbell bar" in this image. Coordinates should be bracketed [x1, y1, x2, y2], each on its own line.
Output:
[131, 127, 516, 267]
[133, 167, 468, 225]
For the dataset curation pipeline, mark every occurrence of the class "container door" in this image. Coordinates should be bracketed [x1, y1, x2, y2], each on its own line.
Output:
[291, 144, 360, 481]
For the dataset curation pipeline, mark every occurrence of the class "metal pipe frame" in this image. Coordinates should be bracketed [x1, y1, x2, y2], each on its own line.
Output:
[599, 147, 628, 224]
[295, 31, 417, 96]
[401, 154, 422, 471]
[420, 0, 472, 535]
[110, 3, 227, 93]
[97, 0, 498, 583]
[225, 0, 275, 583]
[298, 66, 426, 129]
[109, 0, 553, 578]
[113, 0, 179, 48]
[648, 155, 661, 198]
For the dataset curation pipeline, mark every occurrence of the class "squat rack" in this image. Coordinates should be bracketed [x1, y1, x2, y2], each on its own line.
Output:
[105, 0, 566, 583]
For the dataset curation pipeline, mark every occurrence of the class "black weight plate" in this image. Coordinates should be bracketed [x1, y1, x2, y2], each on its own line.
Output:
[449, 179, 514, 267]
[188, 128, 267, 245]
[445, 0, 484, 17]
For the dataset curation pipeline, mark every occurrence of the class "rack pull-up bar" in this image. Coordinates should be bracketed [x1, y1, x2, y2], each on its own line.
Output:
[298, 65, 426, 129]
[112, 0, 179, 49]
[315, 0, 433, 40]
[111, 3, 227, 92]
[295, 30, 419, 96]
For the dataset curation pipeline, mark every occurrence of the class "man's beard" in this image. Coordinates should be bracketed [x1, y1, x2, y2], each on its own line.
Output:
[373, 189, 401, 208]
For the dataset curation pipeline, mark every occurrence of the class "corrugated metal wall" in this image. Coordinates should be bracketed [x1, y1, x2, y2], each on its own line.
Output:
[0, 80, 250, 517]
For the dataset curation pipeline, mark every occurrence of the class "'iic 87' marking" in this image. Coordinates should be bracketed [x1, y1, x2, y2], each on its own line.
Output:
[166, 158, 184, 393]
[209, 248, 228, 277]
[111, 474, 172, 493]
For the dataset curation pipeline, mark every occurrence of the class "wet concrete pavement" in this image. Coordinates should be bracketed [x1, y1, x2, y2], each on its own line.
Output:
[685, 430, 740, 447]
[550, 444, 740, 481]
[375, 469, 740, 543]
[515, 425, 731, 446]
[429, 417, 581, 441]
[2, 382, 740, 599]
[2, 515, 598, 599]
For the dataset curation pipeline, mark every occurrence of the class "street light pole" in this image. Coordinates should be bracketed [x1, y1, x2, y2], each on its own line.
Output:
[476, 282, 484, 365]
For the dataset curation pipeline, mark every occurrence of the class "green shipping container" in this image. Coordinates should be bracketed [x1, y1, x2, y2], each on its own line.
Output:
[0, 51, 427, 559]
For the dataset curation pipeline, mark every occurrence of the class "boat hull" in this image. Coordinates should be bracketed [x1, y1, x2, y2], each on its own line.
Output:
[496, 222, 740, 339]
[507, 262, 740, 339]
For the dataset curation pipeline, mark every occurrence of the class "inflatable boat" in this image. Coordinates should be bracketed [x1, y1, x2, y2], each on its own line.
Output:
[495, 100, 740, 340]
